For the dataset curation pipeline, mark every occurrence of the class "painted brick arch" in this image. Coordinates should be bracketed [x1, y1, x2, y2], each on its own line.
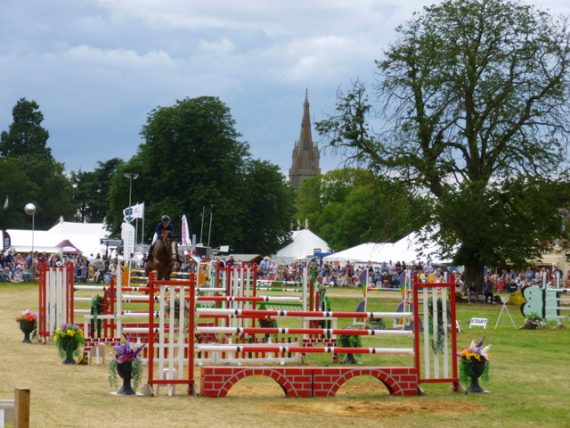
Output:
[312, 367, 418, 397]
[200, 366, 418, 398]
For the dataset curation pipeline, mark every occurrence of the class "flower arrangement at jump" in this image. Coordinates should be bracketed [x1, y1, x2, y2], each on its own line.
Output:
[16, 309, 38, 343]
[457, 338, 492, 393]
[108, 339, 145, 395]
[53, 324, 85, 364]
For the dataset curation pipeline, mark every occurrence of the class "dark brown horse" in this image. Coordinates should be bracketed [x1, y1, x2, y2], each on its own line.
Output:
[145, 229, 177, 280]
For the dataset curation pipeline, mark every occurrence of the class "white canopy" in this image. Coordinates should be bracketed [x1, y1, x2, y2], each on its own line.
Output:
[322, 242, 392, 264]
[273, 229, 330, 263]
[3, 219, 109, 256]
[323, 231, 450, 265]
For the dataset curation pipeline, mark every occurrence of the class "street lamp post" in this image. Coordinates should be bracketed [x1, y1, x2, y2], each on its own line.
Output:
[124, 173, 139, 209]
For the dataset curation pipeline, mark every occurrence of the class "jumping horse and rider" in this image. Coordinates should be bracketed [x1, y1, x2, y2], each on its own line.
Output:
[145, 215, 178, 280]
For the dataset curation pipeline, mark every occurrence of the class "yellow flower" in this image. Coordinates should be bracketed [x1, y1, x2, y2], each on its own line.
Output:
[56, 327, 62, 333]
[66, 329, 74, 336]
[78, 329, 83, 336]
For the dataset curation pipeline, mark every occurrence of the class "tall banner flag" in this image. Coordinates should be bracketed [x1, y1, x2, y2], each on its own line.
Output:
[121, 222, 136, 259]
[2, 230, 11, 251]
[181, 214, 190, 246]
[3, 195, 8, 209]
[123, 202, 144, 223]
[131, 202, 145, 219]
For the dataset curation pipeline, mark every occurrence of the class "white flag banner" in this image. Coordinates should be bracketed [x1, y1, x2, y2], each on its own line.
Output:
[121, 222, 136, 259]
[181, 214, 190, 246]
[123, 202, 144, 223]
[131, 202, 145, 219]
[3, 195, 8, 210]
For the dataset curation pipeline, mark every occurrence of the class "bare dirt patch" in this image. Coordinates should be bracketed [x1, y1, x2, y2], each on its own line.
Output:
[260, 399, 484, 419]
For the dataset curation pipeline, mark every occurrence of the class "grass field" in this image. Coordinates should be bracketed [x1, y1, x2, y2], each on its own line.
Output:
[1, 282, 570, 428]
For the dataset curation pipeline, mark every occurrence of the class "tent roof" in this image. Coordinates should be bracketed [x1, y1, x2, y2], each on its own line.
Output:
[322, 242, 393, 264]
[228, 254, 263, 264]
[55, 239, 82, 255]
[323, 231, 451, 265]
[273, 229, 330, 263]
[5, 220, 109, 255]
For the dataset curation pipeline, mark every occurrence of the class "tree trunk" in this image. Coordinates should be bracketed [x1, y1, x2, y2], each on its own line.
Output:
[463, 259, 485, 296]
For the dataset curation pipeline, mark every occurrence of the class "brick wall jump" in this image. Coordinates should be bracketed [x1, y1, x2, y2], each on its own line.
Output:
[200, 366, 419, 398]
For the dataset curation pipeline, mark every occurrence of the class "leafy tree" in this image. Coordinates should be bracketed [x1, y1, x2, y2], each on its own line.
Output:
[0, 158, 38, 229]
[239, 160, 295, 254]
[0, 98, 74, 229]
[316, 0, 570, 291]
[296, 169, 426, 250]
[107, 96, 295, 253]
[0, 98, 51, 158]
[71, 158, 124, 222]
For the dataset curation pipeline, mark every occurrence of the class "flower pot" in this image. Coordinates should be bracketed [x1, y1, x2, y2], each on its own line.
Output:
[467, 360, 487, 393]
[116, 361, 136, 395]
[63, 348, 76, 364]
[19, 320, 36, 344]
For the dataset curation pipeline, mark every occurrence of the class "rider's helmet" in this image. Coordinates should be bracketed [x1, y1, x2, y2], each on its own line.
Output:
[161, 215, 171, 223]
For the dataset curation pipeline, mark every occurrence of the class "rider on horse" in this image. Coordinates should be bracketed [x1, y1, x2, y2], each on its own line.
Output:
[148, 215, 177, 259]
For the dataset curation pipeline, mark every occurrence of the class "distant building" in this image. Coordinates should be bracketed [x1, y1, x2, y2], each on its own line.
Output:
[289, 90, 320, 191]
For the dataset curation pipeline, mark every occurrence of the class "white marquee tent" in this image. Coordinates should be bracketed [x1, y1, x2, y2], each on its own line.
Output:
[323, 231, 450, 265]
[273, 229, 331, 263]
[321, 242, 392, 264]
[3, 219, 109, 256]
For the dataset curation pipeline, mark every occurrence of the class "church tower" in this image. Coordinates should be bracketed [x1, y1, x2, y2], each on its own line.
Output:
[289, 90, 320, 191]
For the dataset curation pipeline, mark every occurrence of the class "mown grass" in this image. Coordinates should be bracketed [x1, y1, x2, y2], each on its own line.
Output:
[1, 283, 569, 427]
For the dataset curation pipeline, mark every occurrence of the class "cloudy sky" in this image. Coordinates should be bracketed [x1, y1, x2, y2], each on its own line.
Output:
[1, 0, 568, 176]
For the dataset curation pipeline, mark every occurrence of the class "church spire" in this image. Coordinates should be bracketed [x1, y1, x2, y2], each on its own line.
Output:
[289, 90, 320, 192]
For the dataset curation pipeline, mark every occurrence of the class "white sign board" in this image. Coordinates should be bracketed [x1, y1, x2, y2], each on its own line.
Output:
[121, 222, 136, 260]
[469, 317, 488, 329]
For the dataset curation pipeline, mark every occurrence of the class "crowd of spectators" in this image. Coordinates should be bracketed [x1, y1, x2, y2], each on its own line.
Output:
[484, 266, 566, 293]
[0, 251, 33, 283]
[0, 250, 120, 284]
[3, 248, 570, 294]
[255, 258, 452, 288]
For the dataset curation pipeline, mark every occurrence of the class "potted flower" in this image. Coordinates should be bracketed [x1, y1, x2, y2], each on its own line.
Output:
[90, 295, 105, 338]
[16, 310, 37, 343]
[337, 328, 362, 365]
[522, 312, 543, 330]
[53, 324, 85, 364]
[108, 339, 145, 395]
[457, 338, 492, 393]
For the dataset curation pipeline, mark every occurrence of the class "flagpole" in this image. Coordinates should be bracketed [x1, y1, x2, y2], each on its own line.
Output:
[207, 205, 214, 249]
[199, 206, 205, 244]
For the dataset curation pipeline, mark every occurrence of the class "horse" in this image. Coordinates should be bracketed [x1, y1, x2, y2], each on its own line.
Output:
[145, 229, 178, 280]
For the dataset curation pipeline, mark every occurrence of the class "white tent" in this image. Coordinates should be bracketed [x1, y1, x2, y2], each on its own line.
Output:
[273, 229, 330, 263]
[322, 232, 450, 265]
[4, 219, 109, 256]
[391, 232, 450, 264]
[322, 242, 392, 264]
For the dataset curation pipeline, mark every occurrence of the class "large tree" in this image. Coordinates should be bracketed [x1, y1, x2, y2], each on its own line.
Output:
[71, 158, 124, 223]
[107, 96, 295, 253]
[316, 0, 570, 292]
[0, 98, 74, 229]
[296, 168, 427, 250]
[239, 160, 295, 254]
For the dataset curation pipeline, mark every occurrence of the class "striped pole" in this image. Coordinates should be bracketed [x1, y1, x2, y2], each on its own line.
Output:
[196, 296, 301, 303]
[195, 326, 413, 337]
[197, 308, 413, 319]
[195, 344, 414, 355]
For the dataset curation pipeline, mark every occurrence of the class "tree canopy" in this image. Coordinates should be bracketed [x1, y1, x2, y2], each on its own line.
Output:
[317, 0, 570, 290]
[107, 96, 295, 254]
[0, 98, 74, 229]
[296, 168, 427, 251]
[71, 158, 124, 223]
